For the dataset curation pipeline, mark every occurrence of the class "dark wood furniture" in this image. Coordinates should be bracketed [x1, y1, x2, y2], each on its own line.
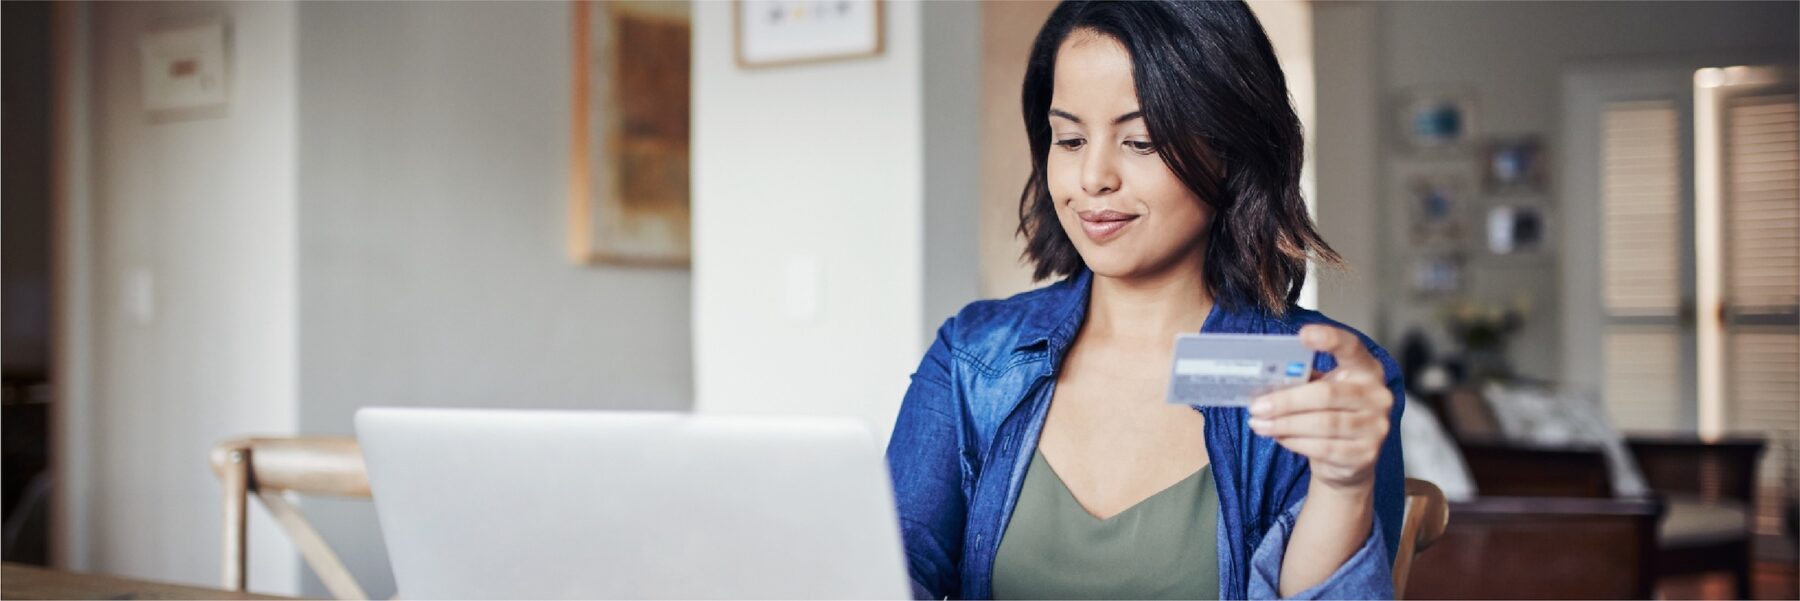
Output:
[1407, 496, 1664, 599]
[1394, 479, 1451, 599]
[0, 562, 298, 600]
[1459, 441, 1614, 498]
[1418, 388, 1772, 598]
[1628, 434, 1767, 598]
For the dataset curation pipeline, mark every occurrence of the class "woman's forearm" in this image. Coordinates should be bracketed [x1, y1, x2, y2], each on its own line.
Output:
[1278, 476, 1375, 597]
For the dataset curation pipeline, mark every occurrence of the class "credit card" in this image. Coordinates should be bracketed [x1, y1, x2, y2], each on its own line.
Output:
[1165, 333, 1315, 407]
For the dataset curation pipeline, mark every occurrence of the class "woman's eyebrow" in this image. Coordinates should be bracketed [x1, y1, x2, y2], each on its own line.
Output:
[1048, 108, 1143, 125]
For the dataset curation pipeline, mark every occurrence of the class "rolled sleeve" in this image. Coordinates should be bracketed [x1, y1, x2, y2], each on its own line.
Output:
[1247, 498, 1395, 600]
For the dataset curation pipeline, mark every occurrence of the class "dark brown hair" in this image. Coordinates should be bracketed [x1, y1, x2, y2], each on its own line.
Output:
[1017, 0, 1342, 314]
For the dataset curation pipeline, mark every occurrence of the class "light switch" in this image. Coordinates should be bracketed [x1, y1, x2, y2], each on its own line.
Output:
[784, 255, 821, 323]
[125, 268, 155, 326]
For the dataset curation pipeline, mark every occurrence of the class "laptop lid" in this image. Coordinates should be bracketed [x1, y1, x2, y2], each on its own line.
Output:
[355, 407, 910, 599]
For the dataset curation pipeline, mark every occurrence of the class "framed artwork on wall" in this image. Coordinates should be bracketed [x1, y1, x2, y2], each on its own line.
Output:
[140, 17, 229, 120]
[1482, 135, 1548, 195]
[569, 0, 692, 267]
[1405, 174, 1472, 246]
[1483, 202, 1552, 261]
[735, 0, 884, 68]
[1397, 87, 1479, 153]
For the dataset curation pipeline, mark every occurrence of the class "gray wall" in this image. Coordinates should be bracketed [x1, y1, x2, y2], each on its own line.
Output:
[1315, 0, 1798, 381]
[296, 2, 693, 596]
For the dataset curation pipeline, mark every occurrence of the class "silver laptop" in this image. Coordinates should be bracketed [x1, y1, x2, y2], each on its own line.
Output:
[355, 408, 910, 599]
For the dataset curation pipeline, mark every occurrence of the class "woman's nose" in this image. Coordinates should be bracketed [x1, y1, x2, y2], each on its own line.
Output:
[1080, 147, 1121, 197]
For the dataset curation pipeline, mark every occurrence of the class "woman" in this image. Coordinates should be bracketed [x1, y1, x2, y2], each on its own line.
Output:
[886, 1, 1405, 599]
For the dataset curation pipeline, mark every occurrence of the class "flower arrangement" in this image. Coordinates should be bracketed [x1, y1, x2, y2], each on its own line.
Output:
[1439, 295, 1531, 381]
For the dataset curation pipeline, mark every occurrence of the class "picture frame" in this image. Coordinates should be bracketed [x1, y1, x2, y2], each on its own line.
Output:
[569, 0, 692, 267]
[1411, 253, 1465, 297]
[140, 17, 230, 120]
[735, 0, 884, 69]
[1405, 174, 1471, 247]
[1482, 136, 1548, 195]
[1397, 87, 1479, 153]
[1484, 203, 1551, 259]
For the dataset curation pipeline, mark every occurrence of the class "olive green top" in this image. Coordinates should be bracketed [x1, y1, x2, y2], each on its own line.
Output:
[992, 449, 1220, 600]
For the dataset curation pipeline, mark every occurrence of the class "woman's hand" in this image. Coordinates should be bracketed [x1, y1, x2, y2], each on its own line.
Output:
[1246, 324, 1393, 493]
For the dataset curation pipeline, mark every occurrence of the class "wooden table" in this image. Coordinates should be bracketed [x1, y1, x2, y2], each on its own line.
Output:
[1, 563, 299, 600]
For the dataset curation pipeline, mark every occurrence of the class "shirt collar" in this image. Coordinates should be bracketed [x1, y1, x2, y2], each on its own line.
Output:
[1010, 268, 1092, 361]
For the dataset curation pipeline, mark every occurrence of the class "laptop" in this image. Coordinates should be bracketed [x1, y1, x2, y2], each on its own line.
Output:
[355, 407, 911, 599]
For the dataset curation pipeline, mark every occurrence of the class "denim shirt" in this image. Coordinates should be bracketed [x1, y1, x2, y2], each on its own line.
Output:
[886, 268, 1405, 600]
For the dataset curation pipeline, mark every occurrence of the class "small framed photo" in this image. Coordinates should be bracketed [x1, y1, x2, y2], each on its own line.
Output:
[1405, 175, 1471, 246]
[1482, 136, 1547, 194]
[1397, 87, 1478, 152]
[1485, 204, 1549, 257]
[735, 0, 883, 68]
[140, 17, 229, 119]
[1411, 253, 1465, 297]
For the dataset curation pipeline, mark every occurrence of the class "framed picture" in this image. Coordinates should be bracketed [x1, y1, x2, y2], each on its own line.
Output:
[1482, 136, 1547, 194]
[1411, 253, 1465, 297]
[1397, 87, 1478, 152]
[1405, 174, 1471, 246]
[735, 0, 884, 68]
[1485, 203, 1550, 257]
[569, 1, 692, 266]
[140, 17, 229, 119]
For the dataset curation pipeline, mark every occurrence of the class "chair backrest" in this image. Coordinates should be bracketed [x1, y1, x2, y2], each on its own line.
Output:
[1393, 478, 1450, 599]
[1459, 441, 1614, 498]
[1403, 496, 1663, 599]
[210, 437, 371, 600]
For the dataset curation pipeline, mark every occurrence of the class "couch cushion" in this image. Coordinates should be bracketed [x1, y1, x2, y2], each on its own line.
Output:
[1660, 495, 1750, 547]
[1481, 381, 1652, 498]
[1401, 398, 1478, 502]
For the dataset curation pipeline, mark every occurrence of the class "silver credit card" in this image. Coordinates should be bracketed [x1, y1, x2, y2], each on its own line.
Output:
[1165, 333, 1315, 407]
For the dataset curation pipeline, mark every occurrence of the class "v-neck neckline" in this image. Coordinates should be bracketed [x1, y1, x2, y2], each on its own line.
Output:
[1033, 449, 1212, 524]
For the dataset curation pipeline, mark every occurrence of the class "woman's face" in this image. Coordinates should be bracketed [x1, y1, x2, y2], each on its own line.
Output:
[1046, 31, 1213, 280]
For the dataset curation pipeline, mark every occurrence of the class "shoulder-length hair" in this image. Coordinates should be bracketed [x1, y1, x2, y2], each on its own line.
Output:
[1017, 0, 1341, 314]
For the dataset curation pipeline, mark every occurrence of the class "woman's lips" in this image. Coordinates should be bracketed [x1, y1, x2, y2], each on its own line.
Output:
[1077, 209, 1139, 242]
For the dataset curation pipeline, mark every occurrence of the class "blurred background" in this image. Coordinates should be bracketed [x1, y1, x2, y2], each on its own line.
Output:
[2, 0, 1795, 599]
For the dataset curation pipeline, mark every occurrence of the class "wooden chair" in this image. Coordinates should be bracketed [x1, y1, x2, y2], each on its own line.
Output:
[210, 437, 371, 600]
[1393, 478, 1450, 599]
[1405, 496, 1664, 599]
[1627, 434, 1766, 598]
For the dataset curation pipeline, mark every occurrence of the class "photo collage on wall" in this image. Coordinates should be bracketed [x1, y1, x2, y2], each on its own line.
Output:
[1396, 86, 1554, 298]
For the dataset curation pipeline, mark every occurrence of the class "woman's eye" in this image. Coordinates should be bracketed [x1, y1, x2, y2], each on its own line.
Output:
[1125, 140, 1156, 154]
[1054, 138, 1085, 151]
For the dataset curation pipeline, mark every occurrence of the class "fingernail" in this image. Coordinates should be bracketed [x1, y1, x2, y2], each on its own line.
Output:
[1248, 417, 1269, 431]
[1249, 399, 1270, 416]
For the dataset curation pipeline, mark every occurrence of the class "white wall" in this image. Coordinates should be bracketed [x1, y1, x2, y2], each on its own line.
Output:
[1313, 0, 1798, 380]
[62, 2, 696, 597]
[74, 0, 301, 593]
[692, 0, 981, 444]
[290, 2, 694, 597]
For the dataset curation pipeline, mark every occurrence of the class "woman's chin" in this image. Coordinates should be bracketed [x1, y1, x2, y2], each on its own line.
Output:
[1080, 248, 1200, 283]
[1080, 253, 1153, 280]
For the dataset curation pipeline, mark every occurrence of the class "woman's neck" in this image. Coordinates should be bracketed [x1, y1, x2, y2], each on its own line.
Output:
[1085, 254, 1214, 346]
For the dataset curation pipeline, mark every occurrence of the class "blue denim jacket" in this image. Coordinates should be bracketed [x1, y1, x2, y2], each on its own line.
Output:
[886, 268, 1405, 600]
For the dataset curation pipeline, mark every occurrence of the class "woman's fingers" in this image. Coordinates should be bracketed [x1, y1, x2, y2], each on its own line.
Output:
[1267, 435, 1383, 468]
[1299, 324, 1383, 377]
[1250, 379, 1389, 419]
[1248, 408, 1387, 440]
